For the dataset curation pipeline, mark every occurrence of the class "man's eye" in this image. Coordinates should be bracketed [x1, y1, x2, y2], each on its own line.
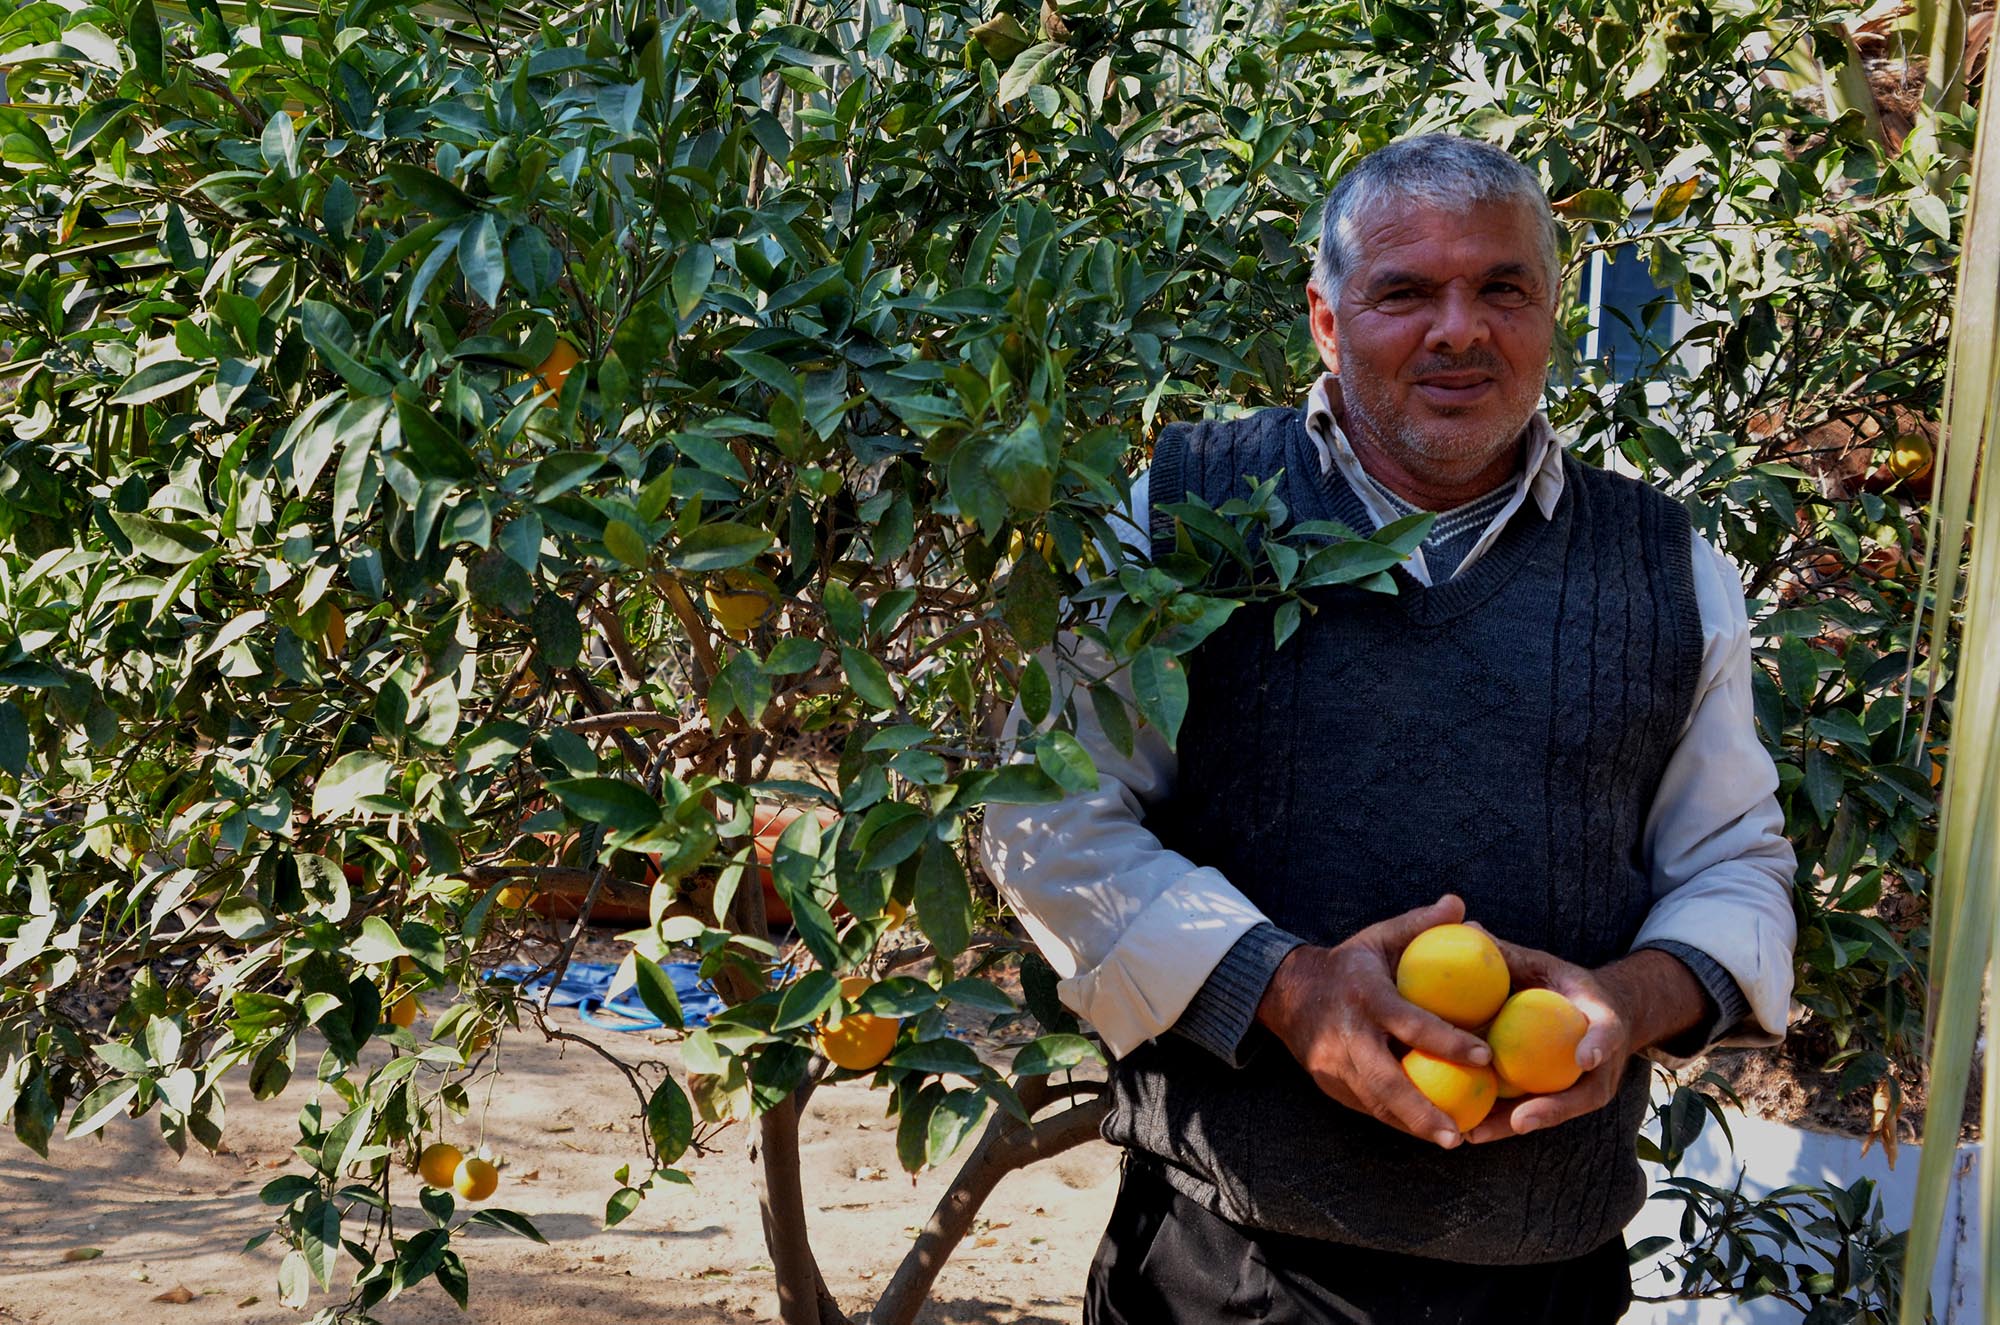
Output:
[1486, 283, 1530, 303]
[1379, 289, 1422, 303]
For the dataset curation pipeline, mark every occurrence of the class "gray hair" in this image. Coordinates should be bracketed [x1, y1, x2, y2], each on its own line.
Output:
[1312, 133, 1560, 301]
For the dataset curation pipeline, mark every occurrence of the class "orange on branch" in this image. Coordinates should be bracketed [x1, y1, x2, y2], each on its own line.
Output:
[1395, 923, 1510, 1029]
[816, 976, 900, 1072]
[703, 570, 773, 639]
[1401, 1050, 1498, 1133]
[531, 338, 582, 405]
[417, 1143, 463, 1189]
[453, 1156, 499, 1201]
[387, 993, 418, 1028]
[1486, 988, 1590, 1096]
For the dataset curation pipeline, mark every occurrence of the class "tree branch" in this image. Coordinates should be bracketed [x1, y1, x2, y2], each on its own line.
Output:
[868, 1078, 1109, 1325]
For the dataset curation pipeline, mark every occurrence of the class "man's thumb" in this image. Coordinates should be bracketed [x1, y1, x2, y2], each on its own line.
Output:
[1370, 893, 1466, 948]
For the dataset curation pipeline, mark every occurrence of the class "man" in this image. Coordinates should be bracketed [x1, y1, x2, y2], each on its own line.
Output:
[978, 134, 1796, 1324]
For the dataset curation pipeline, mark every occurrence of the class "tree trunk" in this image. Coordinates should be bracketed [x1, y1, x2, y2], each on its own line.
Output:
[755, 1093, 850, 1325]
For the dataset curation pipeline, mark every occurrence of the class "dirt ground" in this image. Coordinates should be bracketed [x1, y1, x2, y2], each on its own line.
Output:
[0, 984, 1120, 1325]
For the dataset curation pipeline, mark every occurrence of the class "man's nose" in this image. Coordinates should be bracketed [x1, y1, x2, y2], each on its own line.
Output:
[1425, 284, 1492, 354]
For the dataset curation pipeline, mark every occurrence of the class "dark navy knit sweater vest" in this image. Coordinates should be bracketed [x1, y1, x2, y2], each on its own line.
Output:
[1105, 406, 1704, 1264]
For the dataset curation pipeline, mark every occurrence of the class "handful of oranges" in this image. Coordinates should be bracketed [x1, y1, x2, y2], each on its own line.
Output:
[1391, 923, 1590, 1133]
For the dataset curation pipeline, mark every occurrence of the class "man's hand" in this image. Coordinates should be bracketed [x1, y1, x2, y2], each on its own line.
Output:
[1465, 941, 1707, 1144]
[1255, 894, 1495, 1149]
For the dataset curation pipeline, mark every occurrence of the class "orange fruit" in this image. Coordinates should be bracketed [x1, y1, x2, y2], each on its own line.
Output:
[1395, 924, 1510, 1029]
[531, 338, 581, 404]
[704, 570, 773, 639]
[882, 898, 908, 930]
[418, 1143, 463, 1189]
[495, 884, 534, 909]
[1486, 988, 1590, 1096]
[816, 976, 899, 1072]
[453, 1156, 499, 1201]
[1888, 434, 1933, 481]
[1401, 1050, 1498, 1133]
[387, 993, 418, 1028]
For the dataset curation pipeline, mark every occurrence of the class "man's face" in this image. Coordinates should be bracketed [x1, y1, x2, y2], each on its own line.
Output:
[1307, 197, 1556, 475]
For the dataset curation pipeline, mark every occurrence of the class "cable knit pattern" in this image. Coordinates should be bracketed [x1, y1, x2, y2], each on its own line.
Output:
[1103, 407, 1704, 1265]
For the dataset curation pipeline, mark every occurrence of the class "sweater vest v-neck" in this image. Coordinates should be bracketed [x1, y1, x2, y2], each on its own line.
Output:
[1103, 406, 1704, 1264]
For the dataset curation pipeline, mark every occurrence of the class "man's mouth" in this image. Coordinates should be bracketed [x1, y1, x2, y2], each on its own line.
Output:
[1413, 374, 1495, 405]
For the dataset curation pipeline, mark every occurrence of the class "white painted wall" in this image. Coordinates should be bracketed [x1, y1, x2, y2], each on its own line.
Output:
[1624, 1098, 1980, 1323]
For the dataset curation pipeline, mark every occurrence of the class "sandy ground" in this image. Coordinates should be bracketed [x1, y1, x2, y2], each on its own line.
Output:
[0, 993, 1119, 1325]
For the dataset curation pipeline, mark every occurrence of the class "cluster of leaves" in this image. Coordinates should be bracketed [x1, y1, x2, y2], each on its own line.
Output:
[0, 0, 1968, 1317]
[1635, 1072, 1905, 1322]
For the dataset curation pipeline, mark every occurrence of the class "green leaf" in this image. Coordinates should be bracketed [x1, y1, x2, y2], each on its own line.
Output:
[884, 1036, 984, 1076]
[311, 752, 394, 818]
[604, 1187, 644, 1227]
[667, 522, 773, 572]
[0, 696, 26, 780]
[130, 2, 165, 85]
[1034, 730, 1098, 794]
[109, 360, 205, 406]
[1128, 648, 1189, 747]
[926, 1089, 989, 1166]
[632, 955, 686, 1031]
[464, 1208, 548, 1243]
[379, 163, 477, 217]
[772, 969, 839, 1032]
[530, 593, 583, 670]
[65, 98, 138, 158]
[458, 213, 507, 306]
[842, 647, 898, 711]
[394, 397, 479, 481]
[545, 777, 660, 832]
[914, 837, 971, 961]
[603, 519, 651, 568]
[460, 720, 532, 773]
[645, 1076, 694, 1165]
[1010, 1033, 1102, 1077]
[673, 245, 716, 319]
[116, 513, 217, 566]
[997, 42, 1065, 105]
[66, 1080, 139, 1139]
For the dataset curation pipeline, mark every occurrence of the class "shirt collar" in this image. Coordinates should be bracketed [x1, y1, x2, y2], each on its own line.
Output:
[1301, 372, 1566, 521]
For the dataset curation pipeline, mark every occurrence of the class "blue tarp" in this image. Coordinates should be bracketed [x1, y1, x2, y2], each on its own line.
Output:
[483, 960, 725, 1032]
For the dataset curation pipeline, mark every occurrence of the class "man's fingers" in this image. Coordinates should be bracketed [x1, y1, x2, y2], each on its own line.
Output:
[1373, 994, 1492, 1067]
[1358, 893, 1467, 953]
[1477, 1067, 1616, 1139]
[1351, 1041, 1463, 1148]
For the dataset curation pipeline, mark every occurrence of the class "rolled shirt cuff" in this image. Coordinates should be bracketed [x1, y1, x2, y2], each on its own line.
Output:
[1171, 922, 1307, 1067]
[1634, 939, 1754, 1057]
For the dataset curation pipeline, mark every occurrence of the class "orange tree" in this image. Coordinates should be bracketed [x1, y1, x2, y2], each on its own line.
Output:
[0, 0, 1963, 1321]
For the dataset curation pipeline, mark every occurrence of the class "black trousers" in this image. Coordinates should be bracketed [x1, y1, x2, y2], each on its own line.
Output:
[1084, 1158, 1633, 1325]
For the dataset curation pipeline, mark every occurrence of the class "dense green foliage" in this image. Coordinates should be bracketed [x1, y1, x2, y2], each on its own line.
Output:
[0, 0, 1965, 1318]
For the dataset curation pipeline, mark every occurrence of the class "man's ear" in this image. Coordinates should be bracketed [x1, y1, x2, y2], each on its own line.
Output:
[1305, 282, 1341, 375]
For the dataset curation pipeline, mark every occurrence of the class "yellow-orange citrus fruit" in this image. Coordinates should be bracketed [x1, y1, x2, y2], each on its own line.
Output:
[1888, 434, 1934, 481]
[882, 898, 908, 931]
[1486, 988, 1590, 1096]
[1401, 1049, 1499, 1133]
[453, 1156, 499, 1201]
[418, 1143, 463, 1189]
[816, 976, 899, 1072]
[495, 884, 533, 909]
[531, 339, 581, 404]
[387, 993, 418, 1028]
[1396, 924, 1510, 1029]
[704, 571, 772, 639]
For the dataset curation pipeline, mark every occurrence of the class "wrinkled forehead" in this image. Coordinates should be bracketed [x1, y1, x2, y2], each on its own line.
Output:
[1340, 195, 1552, 283]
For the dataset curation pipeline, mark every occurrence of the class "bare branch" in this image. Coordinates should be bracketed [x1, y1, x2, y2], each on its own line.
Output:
[869, 1079, 1110, 1325]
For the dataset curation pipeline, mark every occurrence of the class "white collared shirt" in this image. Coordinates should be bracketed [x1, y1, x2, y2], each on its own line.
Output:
[978, 376, 1798, 1058]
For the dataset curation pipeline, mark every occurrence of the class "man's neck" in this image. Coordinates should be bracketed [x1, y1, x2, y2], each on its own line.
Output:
[1331, 400, 1523, 511]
